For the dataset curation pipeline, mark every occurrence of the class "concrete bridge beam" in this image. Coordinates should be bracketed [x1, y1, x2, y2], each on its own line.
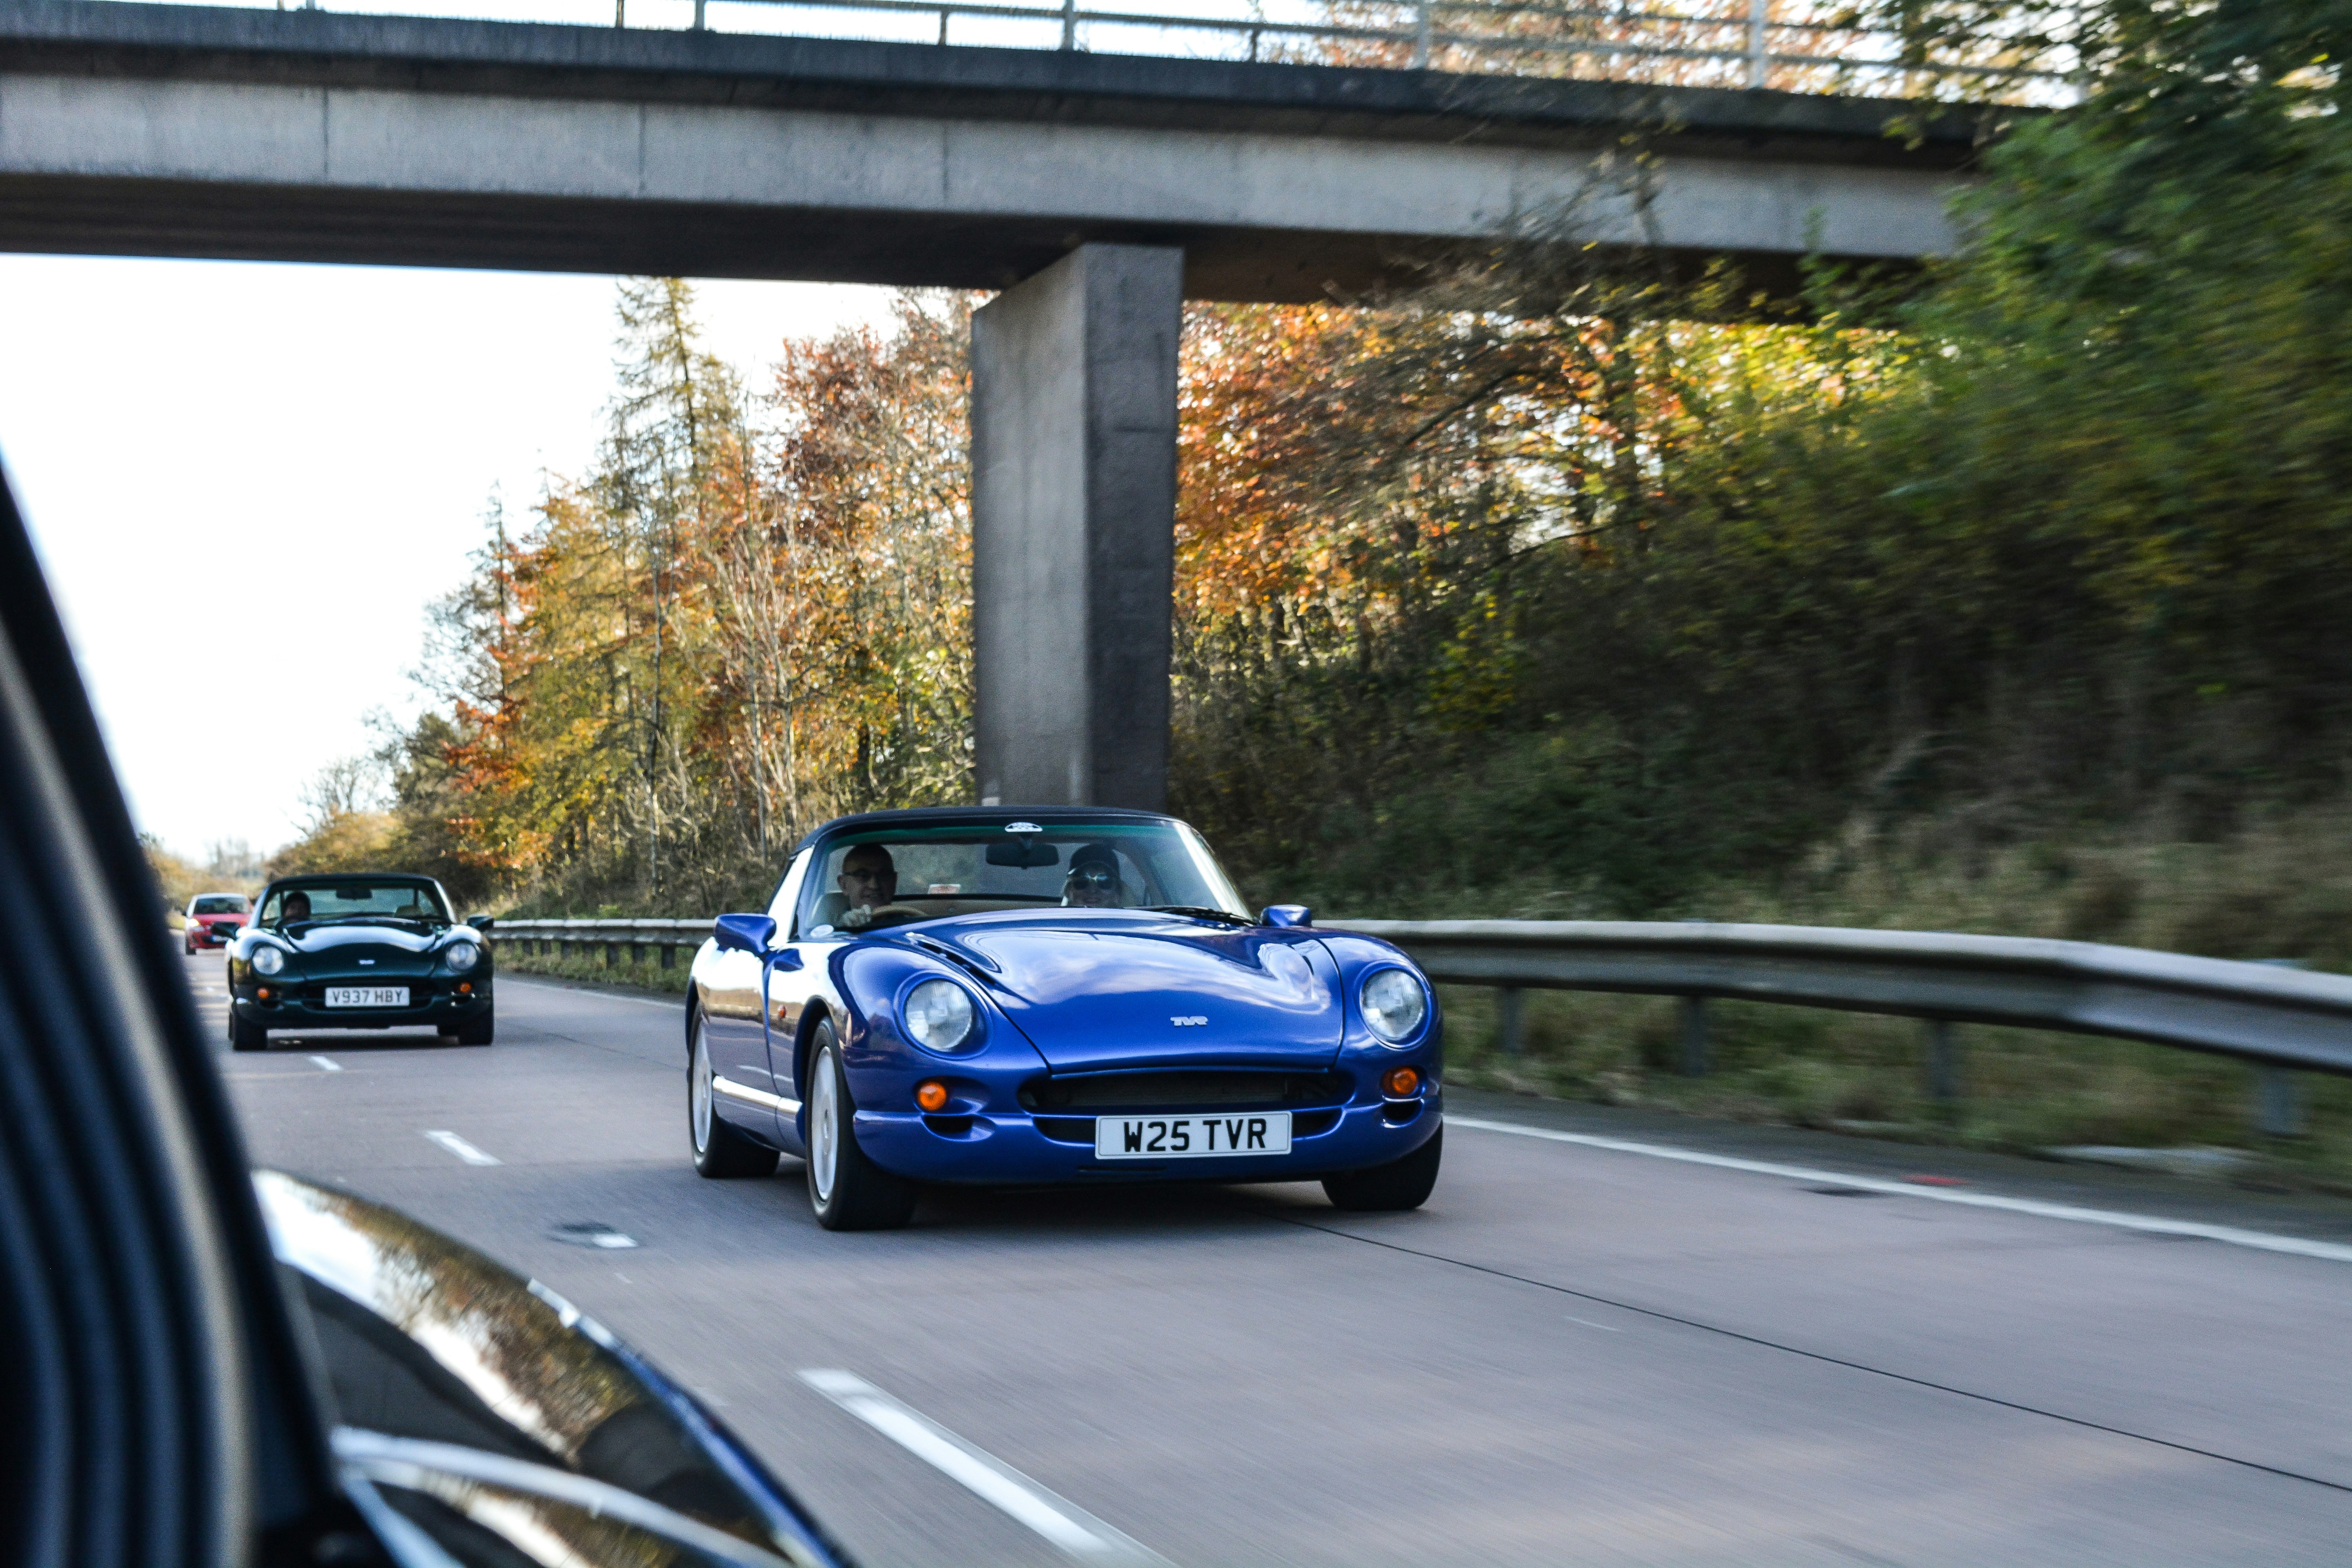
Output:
[971, 243, 1182, 811]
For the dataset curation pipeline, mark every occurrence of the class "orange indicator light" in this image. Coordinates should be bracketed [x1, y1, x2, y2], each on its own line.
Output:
[1382, 1066, 1420, 1098]
[256, 987, 271, 1001]
[915, 1080, 950, 1112]
[457, 982, 472, 994]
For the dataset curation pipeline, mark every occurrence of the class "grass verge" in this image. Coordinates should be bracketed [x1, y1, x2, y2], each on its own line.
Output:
[1436, 984, 2352, 1192]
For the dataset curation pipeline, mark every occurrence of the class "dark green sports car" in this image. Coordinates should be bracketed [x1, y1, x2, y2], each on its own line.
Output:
[226, 873, 494, 1051]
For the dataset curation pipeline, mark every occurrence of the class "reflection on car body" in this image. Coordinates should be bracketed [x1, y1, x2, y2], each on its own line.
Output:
[256, 1170, 849, 1568]
[686, 807, 1445, 1230]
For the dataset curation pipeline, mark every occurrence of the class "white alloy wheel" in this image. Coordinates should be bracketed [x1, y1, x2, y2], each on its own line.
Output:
[809, 1045, 840, 1204]
[688, 1010, 778, 1179]
[691, 1019, 715, 1154]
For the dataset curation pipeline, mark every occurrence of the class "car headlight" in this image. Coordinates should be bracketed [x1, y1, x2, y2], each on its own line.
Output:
[251, 946, 285, 976]
[446, 941, 481, 974]
[1359, 968, 1426, 1044]
[903, 978, 976, 1053]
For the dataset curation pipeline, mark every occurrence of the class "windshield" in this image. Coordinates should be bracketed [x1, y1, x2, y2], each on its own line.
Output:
[260, 880, 450, 927]
[190, 895, 248, 915]
[797, 819, 1250, 935]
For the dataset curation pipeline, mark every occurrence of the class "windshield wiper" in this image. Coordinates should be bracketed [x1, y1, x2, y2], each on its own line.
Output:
[1150, 906, 1258, 927]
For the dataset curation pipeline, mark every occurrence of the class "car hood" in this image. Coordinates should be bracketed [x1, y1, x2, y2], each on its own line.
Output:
[269, 922, 467, 976]
[914, 912, 1343, 1071]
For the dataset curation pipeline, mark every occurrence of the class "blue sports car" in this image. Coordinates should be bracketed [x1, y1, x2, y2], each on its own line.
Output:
[686, 807, 1443, 1230]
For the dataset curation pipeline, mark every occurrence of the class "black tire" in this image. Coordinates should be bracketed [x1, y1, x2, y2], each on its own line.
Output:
[452, 1007, 495, 1047]
[228, 1010, 268, 1053]
[690, 1011, 779, 1179]
[805, 1023, 916, 1231]
[1322, 1127, 1442, 1212]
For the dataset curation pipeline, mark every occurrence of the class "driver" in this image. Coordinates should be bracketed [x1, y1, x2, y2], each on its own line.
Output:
[280, 890, 312, 926]
[1061, 843, 1127, 909]
[836, 845, 898, 930]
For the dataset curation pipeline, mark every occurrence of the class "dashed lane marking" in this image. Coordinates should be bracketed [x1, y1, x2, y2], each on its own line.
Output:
[309, 1055, 343, 1072]
[1450, 1116, 2352, 1265]
[798, 1370, 1169, 1564]
[422, 1129, 501, 1166]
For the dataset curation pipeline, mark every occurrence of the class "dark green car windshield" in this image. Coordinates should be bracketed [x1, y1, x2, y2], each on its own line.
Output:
[260, 881, 451, 927]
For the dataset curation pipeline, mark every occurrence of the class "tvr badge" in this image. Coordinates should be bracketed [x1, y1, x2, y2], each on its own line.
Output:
[1170, 1015, 1207, 1027]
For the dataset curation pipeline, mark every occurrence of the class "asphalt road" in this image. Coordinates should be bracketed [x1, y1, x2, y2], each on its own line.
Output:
[185, 951, 2352, 1567]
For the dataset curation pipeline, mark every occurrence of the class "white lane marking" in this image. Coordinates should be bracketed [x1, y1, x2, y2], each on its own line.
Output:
[1564, 1316, 1623, 1332]
[502, 978, 679, 1010]
[1452, 1117, 2352, 1265]
[422, 1129, 501, 1166]
[798, 1370, 1167, 1564]
[309, 1055, 343, 1072]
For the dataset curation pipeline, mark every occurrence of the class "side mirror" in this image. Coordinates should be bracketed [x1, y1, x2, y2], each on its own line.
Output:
[465, 913, 495, 931]
[1261, 905, 1313, 928]
[713, 913, 778, 954]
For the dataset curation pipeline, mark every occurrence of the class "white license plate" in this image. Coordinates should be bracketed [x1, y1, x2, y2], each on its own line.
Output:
[325, 986, 409, 1008]
[1094, 1111, 1291, 1159]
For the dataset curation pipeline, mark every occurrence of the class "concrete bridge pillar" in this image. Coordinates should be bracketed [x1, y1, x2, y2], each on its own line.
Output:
[971, 243, 1182, 811]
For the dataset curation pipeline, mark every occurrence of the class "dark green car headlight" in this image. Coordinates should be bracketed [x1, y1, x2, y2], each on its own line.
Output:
[252, 946, 286, 976]
[445, 941, 481, 975]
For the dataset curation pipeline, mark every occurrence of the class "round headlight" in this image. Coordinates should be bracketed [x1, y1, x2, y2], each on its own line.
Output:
[251, 945, 285, 976]
[904, 978, 976, 1053]
[446, 941, 481, 974]
[1359, 968, 1426, 1044]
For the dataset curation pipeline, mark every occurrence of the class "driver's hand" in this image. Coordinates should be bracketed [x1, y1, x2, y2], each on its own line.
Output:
[840, 906, 874, 930]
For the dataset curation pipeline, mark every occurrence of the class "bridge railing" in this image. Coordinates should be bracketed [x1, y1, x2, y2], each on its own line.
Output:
[492, 911, 2338, 1131]
[703, 0, 2045, 96]
[222, 0, 2070, 102]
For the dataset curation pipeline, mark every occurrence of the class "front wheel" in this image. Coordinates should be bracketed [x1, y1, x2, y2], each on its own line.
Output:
[690, 1013, 778, 1178]
[443, 1006, 494, 1047]
[228, 1010, 267, 1053]
[1322, 1127, 1441, 1212]
[806, 1024, 916, 1231]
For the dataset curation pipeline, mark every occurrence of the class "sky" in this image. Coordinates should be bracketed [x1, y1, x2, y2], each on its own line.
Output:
[4, 254, 894, 862]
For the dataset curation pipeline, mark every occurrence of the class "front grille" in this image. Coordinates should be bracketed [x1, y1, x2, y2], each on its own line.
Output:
[1021, 1070, 1346, 1114]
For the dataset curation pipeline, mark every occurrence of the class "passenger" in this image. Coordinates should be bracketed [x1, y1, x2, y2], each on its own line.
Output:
[280, 890, 312, 926]
[1060, 843, 1127, 909]
[835, 845, 899, 930]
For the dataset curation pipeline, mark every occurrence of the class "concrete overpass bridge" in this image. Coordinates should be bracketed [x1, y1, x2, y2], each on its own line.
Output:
[0, 0, 1991, 809]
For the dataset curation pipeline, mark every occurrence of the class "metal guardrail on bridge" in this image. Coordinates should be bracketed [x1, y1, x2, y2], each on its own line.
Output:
[209, 0, 2064, 101]
[493, 912, 2341, 1132]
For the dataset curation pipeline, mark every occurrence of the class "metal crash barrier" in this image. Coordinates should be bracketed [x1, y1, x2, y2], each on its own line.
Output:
[1326, 920, 2352, 1136]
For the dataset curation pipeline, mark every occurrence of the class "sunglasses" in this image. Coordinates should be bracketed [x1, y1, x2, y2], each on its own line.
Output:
[1064, 866, 1117, 888]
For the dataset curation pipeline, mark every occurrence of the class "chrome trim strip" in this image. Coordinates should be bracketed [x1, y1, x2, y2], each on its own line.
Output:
[713, 1074, 801, 1116]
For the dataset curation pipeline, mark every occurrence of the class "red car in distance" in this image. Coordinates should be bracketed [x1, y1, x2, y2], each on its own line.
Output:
[183, 892, 250, 954]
